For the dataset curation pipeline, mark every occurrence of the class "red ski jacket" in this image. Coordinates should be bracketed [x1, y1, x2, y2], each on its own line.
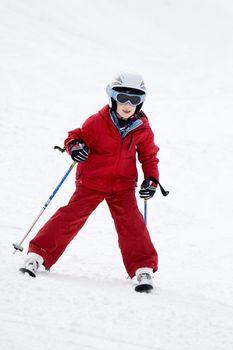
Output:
[64, 105, 159, 193]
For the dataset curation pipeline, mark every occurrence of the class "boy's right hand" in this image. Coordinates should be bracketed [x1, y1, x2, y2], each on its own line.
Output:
[70, 143, 89, 162]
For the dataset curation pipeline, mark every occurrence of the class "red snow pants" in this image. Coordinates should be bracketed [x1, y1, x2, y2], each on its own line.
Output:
[28, 184, 158, 278]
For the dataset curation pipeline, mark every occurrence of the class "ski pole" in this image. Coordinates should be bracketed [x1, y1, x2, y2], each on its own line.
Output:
[12, 161, 76, 254]
[144, 199, 147, 226]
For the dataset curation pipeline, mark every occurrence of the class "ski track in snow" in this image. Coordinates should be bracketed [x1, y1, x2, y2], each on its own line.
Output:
[1, 1, 233, 349]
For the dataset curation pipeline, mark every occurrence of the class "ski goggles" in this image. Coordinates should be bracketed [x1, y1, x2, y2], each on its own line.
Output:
[106, 85, 146, 106]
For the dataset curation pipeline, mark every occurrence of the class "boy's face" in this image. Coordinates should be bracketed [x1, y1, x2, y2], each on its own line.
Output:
[116, 102, 136, 120]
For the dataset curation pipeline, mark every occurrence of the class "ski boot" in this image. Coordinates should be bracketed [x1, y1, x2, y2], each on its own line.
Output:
[135, 267, 154, 293]
[19, 253, 44, 277]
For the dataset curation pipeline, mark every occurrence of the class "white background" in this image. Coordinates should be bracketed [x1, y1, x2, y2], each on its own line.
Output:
[0, 1, 233, 349]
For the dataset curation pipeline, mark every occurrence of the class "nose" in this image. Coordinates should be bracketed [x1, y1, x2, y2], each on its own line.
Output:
[124, 102, 132, 107]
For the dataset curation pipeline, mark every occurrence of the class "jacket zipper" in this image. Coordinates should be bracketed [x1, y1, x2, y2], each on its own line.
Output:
[111, 121, 144, 191]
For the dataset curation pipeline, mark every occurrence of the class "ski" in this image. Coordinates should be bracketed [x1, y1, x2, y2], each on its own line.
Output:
[135, 284, 153, 293]
[19, 267, 36, 278]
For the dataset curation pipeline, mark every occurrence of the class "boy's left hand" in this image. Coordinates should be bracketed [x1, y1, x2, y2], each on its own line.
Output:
[139, 178, 156, 199]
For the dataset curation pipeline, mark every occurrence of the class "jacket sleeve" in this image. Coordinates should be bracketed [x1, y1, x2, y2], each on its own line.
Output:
[64, 117, 94, 154]
[137, 127, 160, 182]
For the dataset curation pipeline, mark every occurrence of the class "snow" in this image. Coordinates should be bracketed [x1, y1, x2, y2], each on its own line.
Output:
[1, 0, 233, 349]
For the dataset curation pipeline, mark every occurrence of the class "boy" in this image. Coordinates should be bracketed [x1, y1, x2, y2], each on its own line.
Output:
[20, 73, 167, 292]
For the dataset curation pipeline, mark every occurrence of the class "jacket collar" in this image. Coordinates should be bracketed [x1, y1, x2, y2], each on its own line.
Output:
[109, 109, 143, 139]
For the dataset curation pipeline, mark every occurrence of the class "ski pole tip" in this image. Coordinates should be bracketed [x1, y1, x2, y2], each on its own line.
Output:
[12, 243, 24, 254]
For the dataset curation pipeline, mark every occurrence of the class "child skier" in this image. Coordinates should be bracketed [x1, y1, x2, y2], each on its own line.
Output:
[20, 73, 167, 292]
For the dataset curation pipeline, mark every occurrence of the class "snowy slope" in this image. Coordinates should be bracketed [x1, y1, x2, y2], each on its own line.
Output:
[1, 0, 233, 349]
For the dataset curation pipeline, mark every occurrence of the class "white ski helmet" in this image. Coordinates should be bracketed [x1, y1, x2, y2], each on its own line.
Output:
[106, 73, 147, 112]
[108, 73, 146, 93]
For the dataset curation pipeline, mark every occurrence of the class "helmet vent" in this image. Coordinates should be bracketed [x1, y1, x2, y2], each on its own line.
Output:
[140, 81, 146, 90]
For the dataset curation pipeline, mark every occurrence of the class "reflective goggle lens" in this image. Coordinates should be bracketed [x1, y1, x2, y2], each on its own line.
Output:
[116, 93, 142, 105]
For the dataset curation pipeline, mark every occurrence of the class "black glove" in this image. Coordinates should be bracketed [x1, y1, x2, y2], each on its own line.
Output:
[139, 178, 156, 200]
[70, 143, 89, 162]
